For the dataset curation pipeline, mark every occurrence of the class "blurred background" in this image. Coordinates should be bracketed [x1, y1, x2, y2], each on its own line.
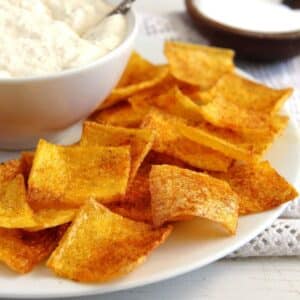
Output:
[135, 0, 300, 92]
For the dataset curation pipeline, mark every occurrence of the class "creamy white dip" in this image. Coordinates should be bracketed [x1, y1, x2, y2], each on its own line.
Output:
[196, 0, 300, 33]
[0, 0, 127, 78]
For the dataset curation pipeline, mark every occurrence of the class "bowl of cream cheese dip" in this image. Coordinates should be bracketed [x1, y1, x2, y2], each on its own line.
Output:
[185, 0, 300, 60]
[0, 0, 138, 150]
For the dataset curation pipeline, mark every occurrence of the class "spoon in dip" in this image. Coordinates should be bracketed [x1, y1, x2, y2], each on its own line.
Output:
[107, 0, 136, 16]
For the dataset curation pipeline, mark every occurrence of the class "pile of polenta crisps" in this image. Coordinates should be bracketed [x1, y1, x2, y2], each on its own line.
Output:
[0, 41, 298, 283]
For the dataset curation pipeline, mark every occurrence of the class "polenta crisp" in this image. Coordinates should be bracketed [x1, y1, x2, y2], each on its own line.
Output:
[199, 73, 292, 114]
[130, 86, 204, 122]
[200, 95, 272, 135]
[0, 226, 66, 274]
[107, 162, 152, 223]
[165, 41, 234, 89]
[47, 200, 172, 282]
[90, 102, 144, 128]
[142, 109, 232, 171]
[178, 123, 259, 162]
[28, 140, 131, 209]
[0, 174, 36, 228]
[29, 209, 77, 231]
[211, 161, 299, 215]
[191, 114, 289, 158]
[149, 165, 239, 234]
[81, 122, 154, 182]
[0, 161, 36, 228]
[100, 52, 169, 109]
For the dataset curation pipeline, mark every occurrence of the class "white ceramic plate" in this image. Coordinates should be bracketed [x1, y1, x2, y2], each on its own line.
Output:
[0, 37, 299, 299]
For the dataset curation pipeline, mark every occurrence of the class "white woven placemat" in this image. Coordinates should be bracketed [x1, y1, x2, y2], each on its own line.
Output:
[140, 12, 300, 256]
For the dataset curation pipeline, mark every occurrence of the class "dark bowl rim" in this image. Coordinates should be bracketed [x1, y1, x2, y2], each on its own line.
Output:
[185, 0, 300, 40]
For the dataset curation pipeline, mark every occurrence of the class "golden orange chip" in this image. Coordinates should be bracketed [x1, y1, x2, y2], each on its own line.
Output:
[28, 209, 77, 232]
[272, 115, 289, 133]
[199, 73, 293, 114]
[90, 102, 144, 128]
[149, 165, 239, 234]
[0, 174, 37, 229]
[0, 160, 37, 228]
[129, 74, 205, 116]
[130, 86, 204, 122]
[178, 122, 259, 162]
[108, 151, 193, 223]
[146, 151, 189, 169]
[106, 162, 152, 223]
[0, 226, 66, 274]
[1, 155, 34, 183]
[100, 52, 169, 109]
[191, 114, 288, 158]
[181, 87, 207, 105]
[200, 95, 273, 135]
[115, 54, 166, 90]
[0, 159, 24, 181]
[128, 73, 177, 109]
[211, 161, 298, 215]
[107, 202, 152, 223]
[81, 122, 154, 182]
[165, 41, 234, 89]
[47, 200, 172, 282]
[178, 81, 202, 96]
[28, 140, 131, 209]
[128, 72, 178, 103]
[142, 109, 232, 171]
[242, 115, 289, 156]
[20, 151, 35, 181]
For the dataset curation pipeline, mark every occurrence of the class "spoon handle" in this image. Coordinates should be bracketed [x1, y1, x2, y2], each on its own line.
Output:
[108, 0, 136, 16]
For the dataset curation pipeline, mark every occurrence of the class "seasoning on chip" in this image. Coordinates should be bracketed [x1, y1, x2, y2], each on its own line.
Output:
[100, 52, 169, 109]
[107, 162, 152, 223]
[0, 174, 37, 228]
[47, 200, 172, 282]
[200, 95, 272, 135]
[165, 41, 234, 89]
[29, 209, 77, 231]
[142, 109, 232, 171]
[130, 86, 204, 122]
[90, 102, 144, 128]
[81, 122, 154, 182]
[0, 226, 66, 274]
[28, 140, 131, 209]
[150, 165, 239, 234]
[178, 122, 259, 162]
[191, 115, 288, 158]
[211, 161, 299, 215]
[243, 115, 289, 156]
[0, 159, 24, 181]
[199, 73, 293, 114]
[146, 151, 189, 169]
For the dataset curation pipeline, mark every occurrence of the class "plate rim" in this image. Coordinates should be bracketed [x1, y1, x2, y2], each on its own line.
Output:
[0, 204, 289, 299]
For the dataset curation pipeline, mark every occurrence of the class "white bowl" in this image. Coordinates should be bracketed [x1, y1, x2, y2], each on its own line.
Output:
[0, 8, 138, 150]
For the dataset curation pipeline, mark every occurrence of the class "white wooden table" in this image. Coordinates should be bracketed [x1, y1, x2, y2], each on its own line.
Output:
[83, 1, 300, 300]
[84, 258, 300, 300]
